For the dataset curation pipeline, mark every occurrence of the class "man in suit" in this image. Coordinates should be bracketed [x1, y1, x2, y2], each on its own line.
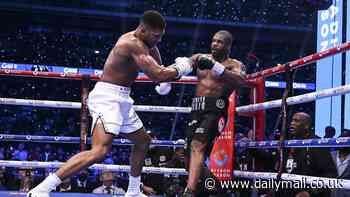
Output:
[331, 130, 350, 197]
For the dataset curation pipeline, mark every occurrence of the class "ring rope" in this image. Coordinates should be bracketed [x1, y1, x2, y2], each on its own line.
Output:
[1, 83, 349, 114]
[0, 68, 198, 84]
[236, 137, 350, 148]
[0, 160, 187, 175]
[1, 134, 350, 148]
[236, 84, 350, 113]
[247, 41, 350, 79]
[0, 134, 185, 147]
[0, 160, 349, 189]
[0, 98, 191, 113]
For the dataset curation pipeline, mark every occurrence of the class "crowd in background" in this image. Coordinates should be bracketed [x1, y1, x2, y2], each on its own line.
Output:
[11, 0, 315, 27]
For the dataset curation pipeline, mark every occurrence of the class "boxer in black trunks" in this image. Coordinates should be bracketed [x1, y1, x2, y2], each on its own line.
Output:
[183, 30, 247, 196]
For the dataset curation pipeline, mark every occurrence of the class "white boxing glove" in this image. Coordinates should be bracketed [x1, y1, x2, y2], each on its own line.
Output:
[155, 82, 172, 95]
[172, 57, 193, 78]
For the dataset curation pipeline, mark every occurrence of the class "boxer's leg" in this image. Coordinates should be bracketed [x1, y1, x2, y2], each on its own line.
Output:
[121, 127, 151, 174]
[27, 120, 113, 197]
[56, 121, 114, 179]
[185, 113, 220, 193]
[121, 128, 151, 196]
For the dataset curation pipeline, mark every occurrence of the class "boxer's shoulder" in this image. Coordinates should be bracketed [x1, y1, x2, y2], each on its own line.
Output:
[115, 35, 149, 58]
[224, 58, 245, 73]
[225, 58, 242, 66]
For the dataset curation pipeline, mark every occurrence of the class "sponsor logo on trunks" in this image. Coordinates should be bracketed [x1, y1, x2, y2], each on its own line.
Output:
[195, 127, 205, 134]
[188, 120, 198, 126]
[218, 117, 226, 133]
[216, 99, 225, 109]
[192, 97, 206, 111]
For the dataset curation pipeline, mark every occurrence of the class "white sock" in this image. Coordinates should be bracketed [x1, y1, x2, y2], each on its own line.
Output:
[126, 175, 141, 194]
[34, 173, 62, 192]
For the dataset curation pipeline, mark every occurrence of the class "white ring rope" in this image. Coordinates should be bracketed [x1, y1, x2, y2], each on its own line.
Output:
[0, 98, 191, 113]
[237, 84, 350, 112]
[0, 160, 187, 175]
[1, 160, 349, 189]
[1, 83, 350, 114]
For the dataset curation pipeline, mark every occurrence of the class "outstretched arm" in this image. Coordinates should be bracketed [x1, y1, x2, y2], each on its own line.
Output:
[135, 53, 178, 82]
[123, 42, 192, 82]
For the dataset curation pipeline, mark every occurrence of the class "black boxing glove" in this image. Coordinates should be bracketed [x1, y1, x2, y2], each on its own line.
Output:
[197, 55, 225, 76]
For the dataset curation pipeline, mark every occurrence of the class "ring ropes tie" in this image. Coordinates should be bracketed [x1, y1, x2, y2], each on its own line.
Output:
[273, 63, 295, 182]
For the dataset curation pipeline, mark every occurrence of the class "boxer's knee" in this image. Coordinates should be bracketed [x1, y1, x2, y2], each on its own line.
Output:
[90, 145, 110, 162]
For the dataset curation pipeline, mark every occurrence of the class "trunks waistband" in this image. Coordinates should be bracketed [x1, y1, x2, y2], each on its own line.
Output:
[94, 81, 131, 96]
[191, 96, 227, 112]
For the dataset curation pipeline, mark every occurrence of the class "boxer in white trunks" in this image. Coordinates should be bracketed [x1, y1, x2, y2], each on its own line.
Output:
[27, 10, 193, 197]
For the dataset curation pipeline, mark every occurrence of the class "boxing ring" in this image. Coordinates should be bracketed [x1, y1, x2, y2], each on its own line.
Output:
[1, 41, 350, 196]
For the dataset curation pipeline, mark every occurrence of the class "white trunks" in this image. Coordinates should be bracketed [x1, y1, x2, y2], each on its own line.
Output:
[87, 81, 143, 135]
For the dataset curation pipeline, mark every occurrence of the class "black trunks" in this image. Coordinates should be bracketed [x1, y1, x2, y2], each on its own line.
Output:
[186, 96, 228, 155]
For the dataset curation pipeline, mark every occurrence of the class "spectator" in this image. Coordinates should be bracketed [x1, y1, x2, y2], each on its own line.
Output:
[92, 171, 125, 195]
[275, 112, 337, 197]
[28, 146, 43, 161]
[330, 132, 350, 197]
[13, 143, 28, 161]
[56, 147, 67, 162]
[19, 169, 35, 192]
[324, 126, 336, 138]
[42, 144, 56, 161]
[20, 176, 33, 192]
[142, 131, 172, 195]
[56, 178, 73, 192]
[164, 139, 187, 196]
[71, 170, 95, 193]
[0, 147, 5, 160]
[342, 128, 350, 137]
[0, 167, 7, 190]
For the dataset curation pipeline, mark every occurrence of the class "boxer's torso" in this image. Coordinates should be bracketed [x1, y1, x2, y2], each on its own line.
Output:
[196, 54, 243, 97]
[101, 31, 157, 87]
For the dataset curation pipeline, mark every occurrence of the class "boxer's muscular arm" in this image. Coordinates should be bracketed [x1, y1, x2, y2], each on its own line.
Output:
[121, 41, 177, 82]
[135, 53, 178, 82]
[149, 47, 162, 65]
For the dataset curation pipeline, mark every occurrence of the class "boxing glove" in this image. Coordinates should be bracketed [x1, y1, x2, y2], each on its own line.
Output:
[172, 57, 193, 78]
[155, 82, 172, 95]
[197, 55, 225, 76]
